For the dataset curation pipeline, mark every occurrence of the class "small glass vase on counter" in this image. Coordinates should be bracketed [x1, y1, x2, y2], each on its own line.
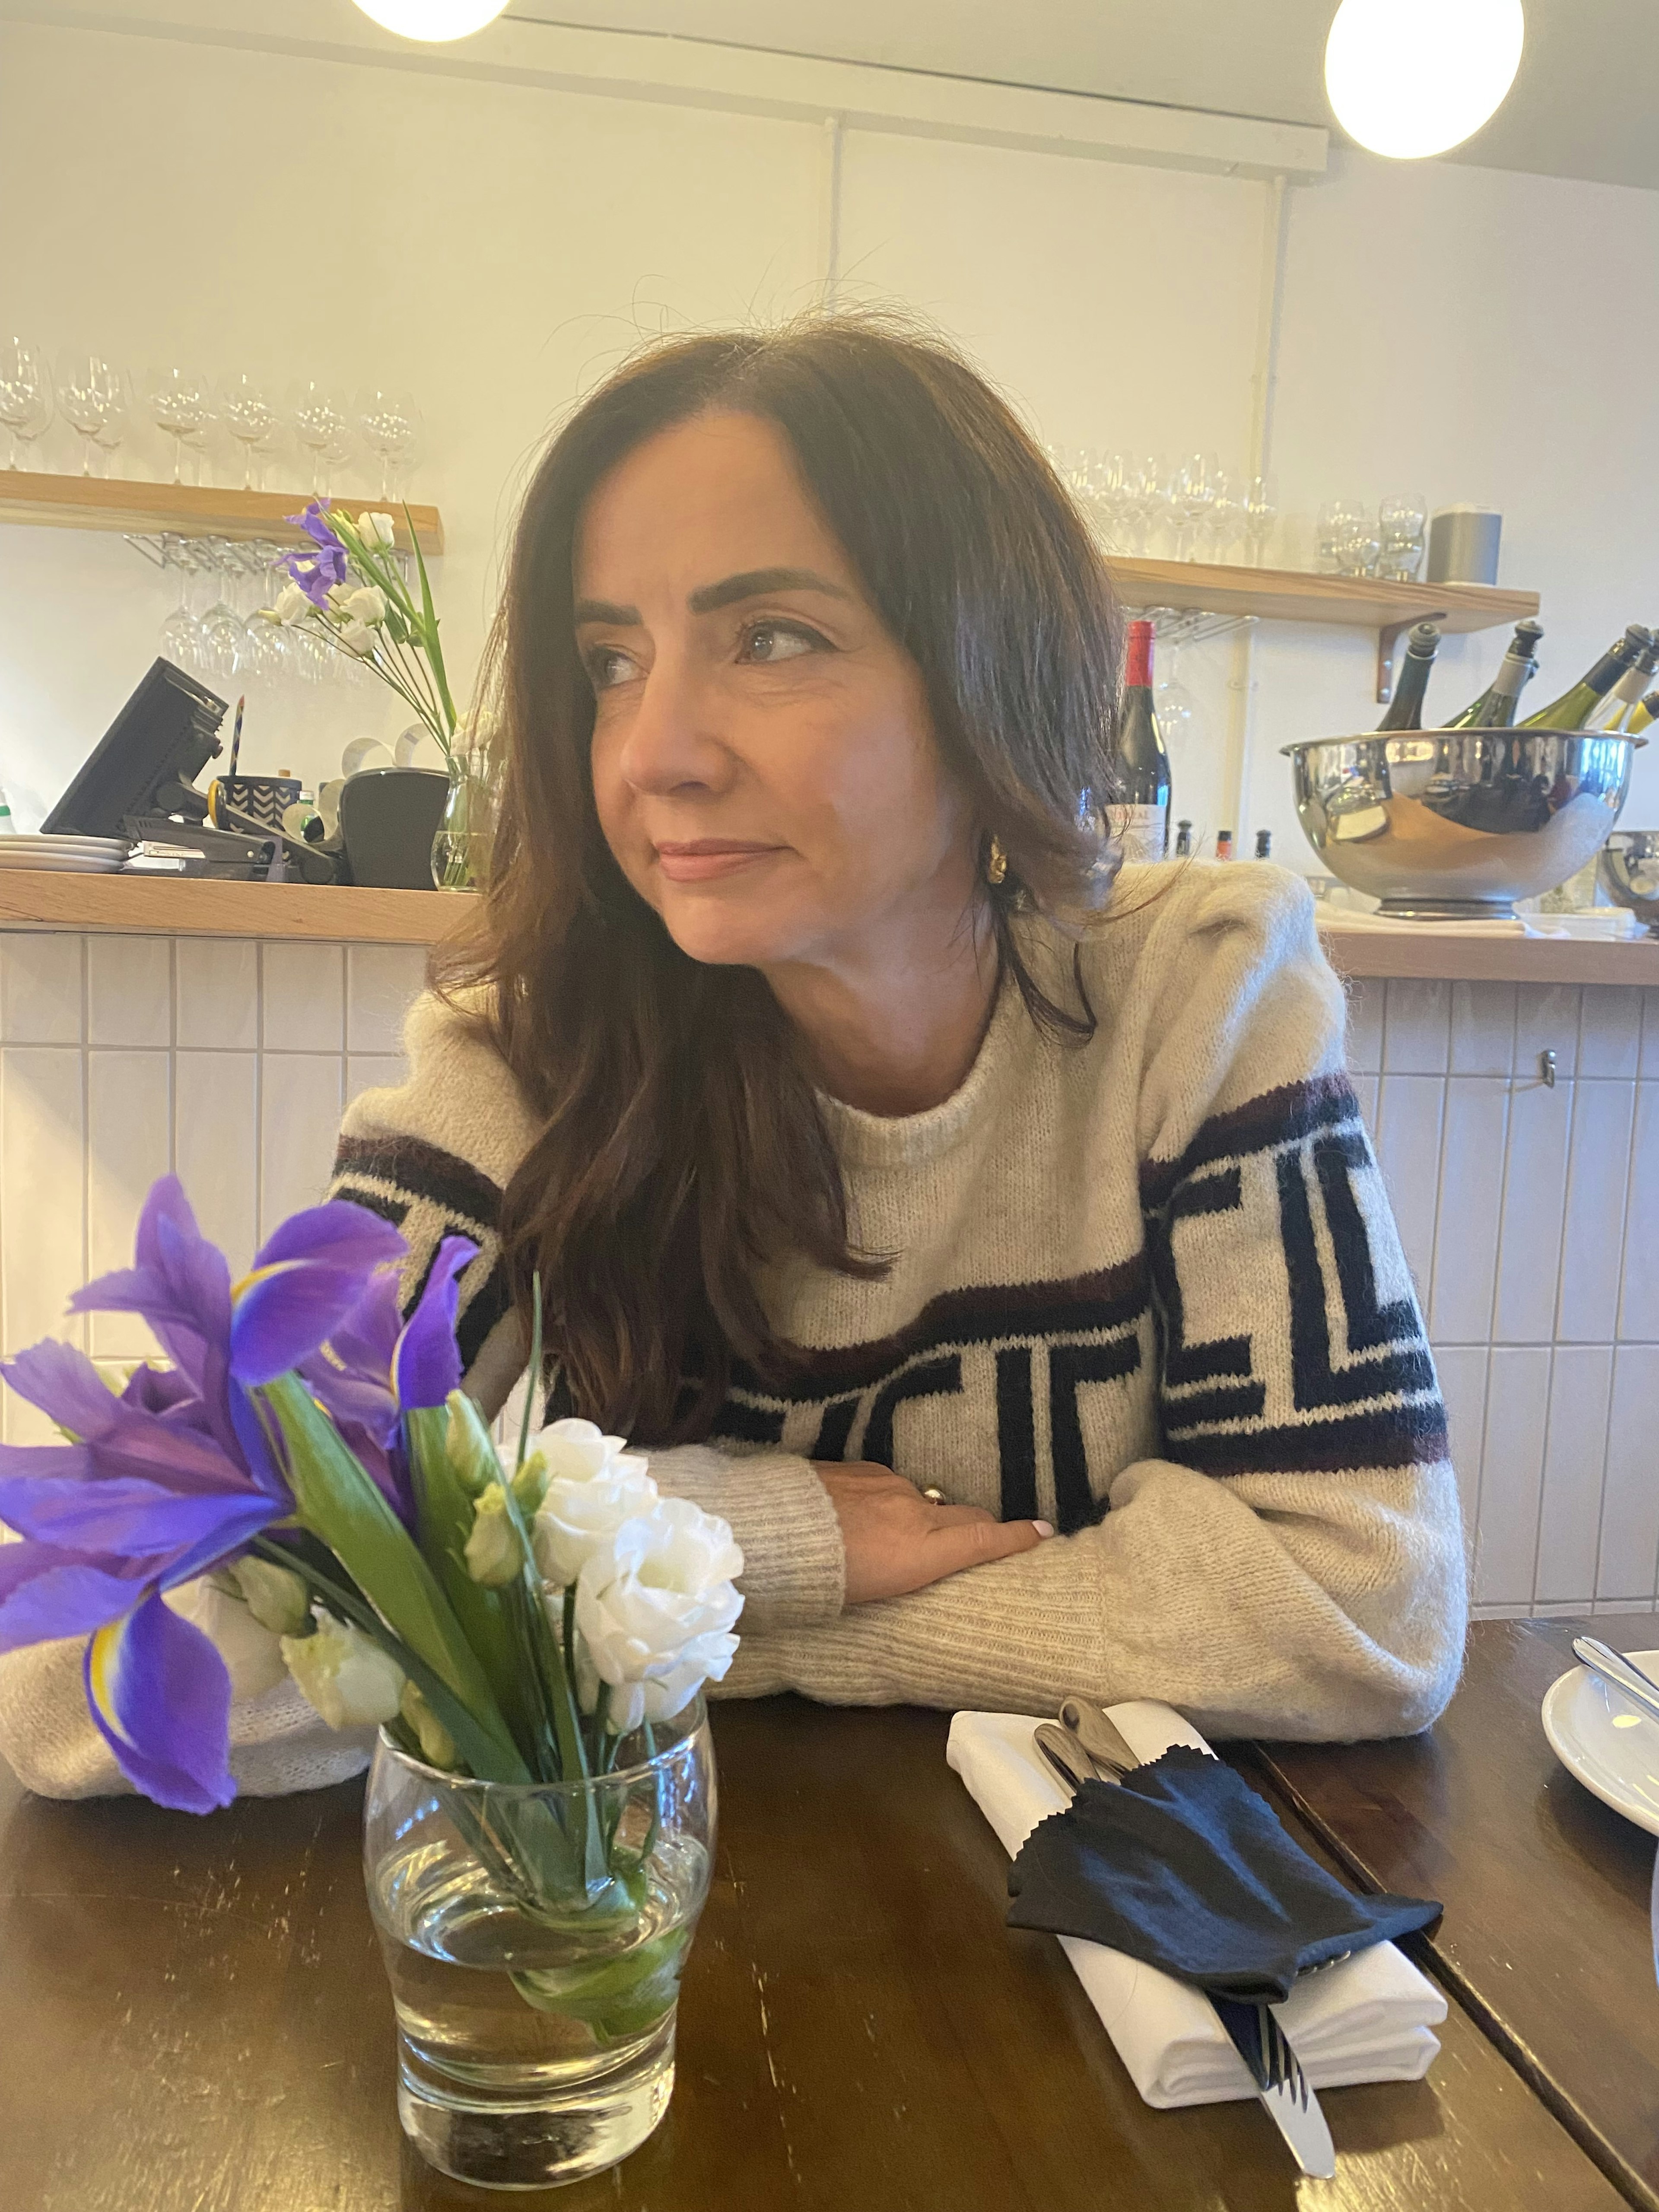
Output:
[365, 1700, 716, 2190]
[432, 740, 500, 892]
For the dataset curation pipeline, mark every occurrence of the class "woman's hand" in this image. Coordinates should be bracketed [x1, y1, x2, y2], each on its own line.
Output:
[814, 1463, 1053, 1606]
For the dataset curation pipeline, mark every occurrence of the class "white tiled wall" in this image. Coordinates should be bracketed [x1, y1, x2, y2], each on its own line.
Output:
[0, 933, 428, 1445]
[1, 932, 1654, 1625]
[1346, 976, 1659, 1621]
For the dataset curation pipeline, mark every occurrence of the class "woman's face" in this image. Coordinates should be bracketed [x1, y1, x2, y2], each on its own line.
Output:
[576, 410, 980, 977]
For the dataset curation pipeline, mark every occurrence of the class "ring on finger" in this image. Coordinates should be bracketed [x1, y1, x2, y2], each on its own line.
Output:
[920, 1484, 949, 1505]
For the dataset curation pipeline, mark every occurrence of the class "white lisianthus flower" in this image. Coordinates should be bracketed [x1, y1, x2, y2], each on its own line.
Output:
[573, 1497, 744, 1734]
[531, 1422, 660, 1589]
[229, 1554, 311, 1637]
[271, 582, 311, 626]
[357, 510, 397, 547]
[337, 618, 377, 656]
[326, 582, 354, 610]
[342, 584, 387, 626]
[280, 1608, 406, 1730]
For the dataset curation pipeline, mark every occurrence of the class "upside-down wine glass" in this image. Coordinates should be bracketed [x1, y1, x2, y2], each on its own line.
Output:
[0, 338, 53, 469]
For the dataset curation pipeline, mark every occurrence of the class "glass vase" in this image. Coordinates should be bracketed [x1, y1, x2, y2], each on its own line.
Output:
[363, 1703, 715, 2190]
[431, 742, 499, 893]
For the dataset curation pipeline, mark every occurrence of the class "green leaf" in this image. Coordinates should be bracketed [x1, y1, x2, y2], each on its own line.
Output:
[406, 502, 458, 738]
[260, 1373, 528, 1781]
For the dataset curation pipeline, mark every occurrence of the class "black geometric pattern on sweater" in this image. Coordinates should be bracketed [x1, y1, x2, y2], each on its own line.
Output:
[1146, 1075, 1447, 1478]
[328, 1133, 510, 1373]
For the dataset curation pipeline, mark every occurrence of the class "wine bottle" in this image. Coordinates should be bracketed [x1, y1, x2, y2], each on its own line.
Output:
[1376, 622, 1441, 731]
[1520, 626, 1651, 729]
[1118, 619, 1171, 861]
[1443, 618, 1544, 729]
[1588, 628, 1657, 730]
[1254, 829, 1272, 859]
[1626, 690, 1659, 737]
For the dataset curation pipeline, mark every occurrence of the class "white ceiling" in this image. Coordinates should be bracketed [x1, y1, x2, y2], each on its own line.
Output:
[506, 0, 1659, 192]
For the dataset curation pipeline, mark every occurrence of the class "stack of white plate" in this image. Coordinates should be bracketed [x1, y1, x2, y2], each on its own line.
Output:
[0, 834, 131, 875]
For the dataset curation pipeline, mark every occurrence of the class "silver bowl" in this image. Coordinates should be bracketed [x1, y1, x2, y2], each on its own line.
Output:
[1283, 728, 1643, 920]
[1599, 830, 1659, 935]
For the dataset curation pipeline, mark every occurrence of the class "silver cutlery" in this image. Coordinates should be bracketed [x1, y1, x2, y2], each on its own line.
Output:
[1572, 1637, 1659, 1726]
[1042, 1697, 1336, 2180]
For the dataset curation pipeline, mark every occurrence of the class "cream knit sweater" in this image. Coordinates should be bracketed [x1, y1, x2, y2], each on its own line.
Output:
[0, 863, 1466, 1801]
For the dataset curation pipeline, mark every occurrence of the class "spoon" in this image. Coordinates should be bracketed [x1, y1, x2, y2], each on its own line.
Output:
[1033, 1722, 1110, 1797]
[1058, 1695, 1140, 1777]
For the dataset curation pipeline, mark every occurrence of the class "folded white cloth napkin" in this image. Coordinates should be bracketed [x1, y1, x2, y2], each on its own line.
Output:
[947, 1703, 1446, 2110]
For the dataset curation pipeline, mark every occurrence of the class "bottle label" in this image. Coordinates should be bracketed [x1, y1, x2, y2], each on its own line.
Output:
[1119, 803, 1168, 863]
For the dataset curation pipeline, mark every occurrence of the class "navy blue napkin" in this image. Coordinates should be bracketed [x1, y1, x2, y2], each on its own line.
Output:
[1006, 1746, 1440, 2003]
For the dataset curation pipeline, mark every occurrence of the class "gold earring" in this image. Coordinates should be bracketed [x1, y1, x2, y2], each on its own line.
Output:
[986, 836, 1008, 887]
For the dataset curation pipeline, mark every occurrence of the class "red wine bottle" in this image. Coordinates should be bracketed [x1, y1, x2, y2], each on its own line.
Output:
[1118, 619, 1172, 861]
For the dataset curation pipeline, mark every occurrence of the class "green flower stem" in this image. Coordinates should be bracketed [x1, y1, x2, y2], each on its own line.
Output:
[406, 506, 458, 736]
[261, 1373, 527, 1781]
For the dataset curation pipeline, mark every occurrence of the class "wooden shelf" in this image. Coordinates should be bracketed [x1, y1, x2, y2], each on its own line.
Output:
[1106, 557, 1540, 702]
[0, 872, 1650, 981]
[0, 471, 444, 554]
[0, 875, 464, 944]
[1318, 918, 1659, 985]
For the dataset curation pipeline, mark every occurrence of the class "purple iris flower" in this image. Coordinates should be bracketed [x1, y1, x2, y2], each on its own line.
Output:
[279, 499, 352, 607]
[0, 1177, 407, 1813]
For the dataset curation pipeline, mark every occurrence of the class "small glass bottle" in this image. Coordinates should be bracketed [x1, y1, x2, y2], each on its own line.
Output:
[0, 788, 15, 836]
[1254, 829, 1272, 860]
[1215, 829, 1235, 862]
[1174, 819, 1193, 858]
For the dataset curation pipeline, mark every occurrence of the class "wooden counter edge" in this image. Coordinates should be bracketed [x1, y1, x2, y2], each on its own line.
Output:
[0, 873, 1654, 980]
[0, 874, 463, 945]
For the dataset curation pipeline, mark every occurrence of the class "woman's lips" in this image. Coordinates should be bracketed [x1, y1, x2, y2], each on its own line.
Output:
[653, 840, 783, 883]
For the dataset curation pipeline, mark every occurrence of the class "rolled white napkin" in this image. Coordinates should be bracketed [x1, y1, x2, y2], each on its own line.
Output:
[947, 1703, 1446, 2110]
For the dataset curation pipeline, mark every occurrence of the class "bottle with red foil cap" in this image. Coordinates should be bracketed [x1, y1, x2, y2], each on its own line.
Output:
[1118, 617, 1171, 861]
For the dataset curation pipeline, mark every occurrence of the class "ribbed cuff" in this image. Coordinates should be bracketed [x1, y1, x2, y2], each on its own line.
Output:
[644, 1445, 846, 1631]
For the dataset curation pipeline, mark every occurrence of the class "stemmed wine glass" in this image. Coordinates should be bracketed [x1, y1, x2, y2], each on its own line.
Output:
[218, 373, 280, 491]
[56, 353, 129, 477]
[0, 338, 53, 469]
[1243, 475, 1277, 568]
[1155, 620, 1200, 753]
[158, 536, 212, 677]
[146, 366, 214, 485]
[1170, 453, 1219, 563]
[357, 386, 420, 502]
[291, 381, 351, 496]
[1206, 469, 1244, 564]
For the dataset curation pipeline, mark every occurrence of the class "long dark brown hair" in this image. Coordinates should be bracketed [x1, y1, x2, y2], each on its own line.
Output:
[435, 312, 1125, 1442]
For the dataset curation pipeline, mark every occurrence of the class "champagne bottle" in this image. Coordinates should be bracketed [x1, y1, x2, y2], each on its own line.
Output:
[1376, 622, 1441, 731]
[1626, 690, 1659, 737]
[1520, 626, 1650, 729]
[1588, 628, 1657, 730]
[1443, 618, 1544, 729]
[1118, 619, 1171, 861]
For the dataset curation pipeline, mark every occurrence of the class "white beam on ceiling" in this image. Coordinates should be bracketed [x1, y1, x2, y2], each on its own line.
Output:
[1, 0, 1328, 180]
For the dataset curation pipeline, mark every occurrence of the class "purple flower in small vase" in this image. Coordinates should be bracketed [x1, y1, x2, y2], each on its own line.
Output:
[0, 1178, 407, 1812]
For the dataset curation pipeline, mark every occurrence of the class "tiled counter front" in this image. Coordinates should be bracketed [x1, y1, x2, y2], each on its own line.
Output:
[1347, 975, 1659, 1622]
[0, 931, 427, 1443]
[2, 931, 1655, 1621]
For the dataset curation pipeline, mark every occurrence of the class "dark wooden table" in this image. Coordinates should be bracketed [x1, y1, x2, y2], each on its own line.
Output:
[0, 1653, 1638, 2211]
[1252, 1612, 1659, 2212]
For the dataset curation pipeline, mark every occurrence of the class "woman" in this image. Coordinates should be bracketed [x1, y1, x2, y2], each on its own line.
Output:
[0, 315, 1464, 1801]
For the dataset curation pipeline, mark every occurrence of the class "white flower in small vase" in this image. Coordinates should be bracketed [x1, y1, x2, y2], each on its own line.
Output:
[573, 1497, 745, 1735]
[357, 510, 398, 547]
[270, 582, 311, 625]
[280, 1608, 406, 1729]
[342, 584, 387, 627]
[337, 618, 378, 656]
[530, 1418, 660, 1589]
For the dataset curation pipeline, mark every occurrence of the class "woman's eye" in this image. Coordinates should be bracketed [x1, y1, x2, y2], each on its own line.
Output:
[739, 620, 823, 666]
[586, 646, 638, 691]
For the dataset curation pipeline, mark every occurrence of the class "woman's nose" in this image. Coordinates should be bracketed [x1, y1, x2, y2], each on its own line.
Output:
[614, 654, 729, 797]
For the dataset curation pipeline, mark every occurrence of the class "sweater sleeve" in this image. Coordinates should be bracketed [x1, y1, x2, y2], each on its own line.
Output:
[328, 992, 849, 1637]
[711, 873, 1468, 1741]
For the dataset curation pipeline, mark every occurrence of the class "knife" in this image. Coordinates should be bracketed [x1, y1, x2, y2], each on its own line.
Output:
[1211, 1996, 1338, 2180]
[1573, 1637, 1659, 1727]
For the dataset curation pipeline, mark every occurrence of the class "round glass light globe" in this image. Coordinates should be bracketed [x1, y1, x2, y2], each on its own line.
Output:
[353, 0, 508, 41]
[1325, 0, 1525, 160]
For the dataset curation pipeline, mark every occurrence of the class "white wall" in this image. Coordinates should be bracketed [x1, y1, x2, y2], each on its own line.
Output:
[3, 16, 1658, 850]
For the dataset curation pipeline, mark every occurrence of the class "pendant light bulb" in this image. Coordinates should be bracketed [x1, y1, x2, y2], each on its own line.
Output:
[1325, 0, 1524, 160]
[352, 0, 509, 41]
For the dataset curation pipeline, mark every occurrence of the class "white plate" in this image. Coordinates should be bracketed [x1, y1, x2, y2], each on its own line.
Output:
[0, 854, 127, 874]
[1541, 1648, 1659, 1836]
[0, 836, 129, 855]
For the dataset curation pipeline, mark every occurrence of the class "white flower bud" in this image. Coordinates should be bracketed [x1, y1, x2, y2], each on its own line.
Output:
[342, 584, 387, 627]
[399, 1679, 458, 1769]
[229, 1554, 310, 1637]
[357, 510, 398, 547]
[280, 1609, 405, 1730]
[463, 1483, 526, 1588]
[271, 582, 311, 626]
[337, 618, 377, 657]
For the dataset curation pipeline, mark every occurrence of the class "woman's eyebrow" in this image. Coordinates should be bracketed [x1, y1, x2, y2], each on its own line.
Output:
[573, 568, 853, 628]
[688, 567, 853, 614]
